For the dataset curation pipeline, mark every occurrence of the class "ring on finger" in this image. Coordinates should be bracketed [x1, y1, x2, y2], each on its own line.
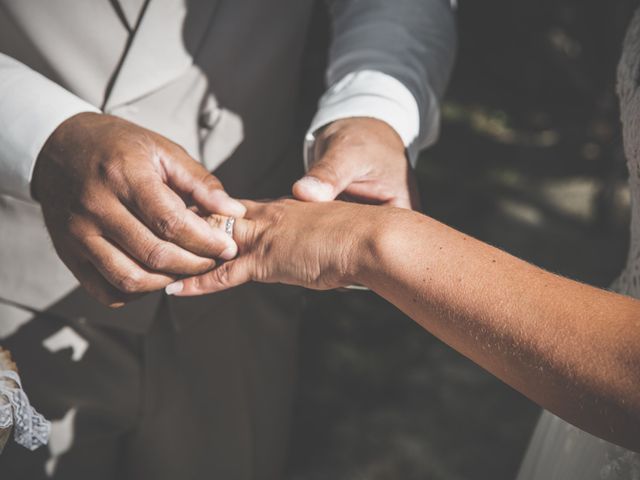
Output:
[224, 216, 236, 238]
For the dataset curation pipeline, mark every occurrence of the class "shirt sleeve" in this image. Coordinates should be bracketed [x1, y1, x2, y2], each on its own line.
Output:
[0, 54, 100, 202]
[305, 0, 456, 170]
[304, 69, 423, 169]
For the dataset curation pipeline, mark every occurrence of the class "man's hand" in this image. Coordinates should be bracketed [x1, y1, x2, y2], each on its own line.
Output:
[32, 112, 246, 307]
[292, 117, 420, 209]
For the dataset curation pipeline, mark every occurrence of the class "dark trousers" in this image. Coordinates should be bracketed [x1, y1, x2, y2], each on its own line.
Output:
[0, 283, 302, 480]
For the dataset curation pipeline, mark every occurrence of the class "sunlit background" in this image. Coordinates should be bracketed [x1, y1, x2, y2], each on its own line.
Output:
[289, 1, 637, 479]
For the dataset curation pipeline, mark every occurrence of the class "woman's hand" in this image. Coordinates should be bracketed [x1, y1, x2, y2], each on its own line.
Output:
[165, 198, 386, 296]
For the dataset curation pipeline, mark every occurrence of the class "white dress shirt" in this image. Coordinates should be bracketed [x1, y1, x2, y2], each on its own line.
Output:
[0, 59, 423, 202]
[305, 69, 425, 170]
[0, 55, 100, 202]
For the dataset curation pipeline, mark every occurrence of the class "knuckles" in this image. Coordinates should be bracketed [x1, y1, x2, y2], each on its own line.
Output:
[210, 262, 233, 289]
[64, 214, 90, 239]
[143, 242, 172, 271]
[191, 263, 231, 292]
[153, 211, 186, 240]
[97, 154, 127, 185]
[73, 189, 108, 220]
[198, 171, 224, 192]
[113, 269, 147, 294]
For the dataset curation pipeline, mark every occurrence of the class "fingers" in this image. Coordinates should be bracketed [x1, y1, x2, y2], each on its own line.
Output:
[340, 181, 412, 209]
[83, 235, 177, 294]
[56, 243, 138, 308]
[125, 178, 238, 260]
[101, 202, 218, 275]
[71, 260, 138, 308]
[239, 199, 270, 218]
[385, 170, 421, 210]
[387, 196, 413, 209]
[293, 151, 362, 202]
[165, 257, 252, 296]
[164, 212, 258, 295]
[203, 214, 254, 252]
[163, 150, 246, 217]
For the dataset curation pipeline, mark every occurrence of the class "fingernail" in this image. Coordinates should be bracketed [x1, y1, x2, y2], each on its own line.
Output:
[296, 176, 334, 201]
[165, 281, 183, 295]
[220, 243, 237, 261]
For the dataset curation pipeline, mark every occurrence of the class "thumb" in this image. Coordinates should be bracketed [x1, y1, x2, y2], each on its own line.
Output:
[293, 153, 359, 202]
[167, 214, 257, 296]
[165, 256, 252, 296]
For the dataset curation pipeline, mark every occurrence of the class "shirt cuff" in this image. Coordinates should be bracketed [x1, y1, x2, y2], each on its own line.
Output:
[304, 70, 421, 170]
[0, 63, 100, 202]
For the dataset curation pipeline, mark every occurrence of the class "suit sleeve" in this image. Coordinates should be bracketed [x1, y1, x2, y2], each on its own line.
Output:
[306, 0, 456, 166]
[0, 53, 100, 202]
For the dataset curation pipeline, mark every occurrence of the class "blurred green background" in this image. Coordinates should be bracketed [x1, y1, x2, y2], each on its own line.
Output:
[289, 1, 638, 479]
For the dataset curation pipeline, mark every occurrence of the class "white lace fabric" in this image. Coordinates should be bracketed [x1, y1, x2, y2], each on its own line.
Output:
[613, 7, 640, 301]
[598, 7, 640, 477]
[0, 369, 50, 451]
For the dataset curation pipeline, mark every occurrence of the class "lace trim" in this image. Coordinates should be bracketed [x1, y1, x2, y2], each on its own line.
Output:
[601, 449, 640, 480]
[0, 370, 50, 451]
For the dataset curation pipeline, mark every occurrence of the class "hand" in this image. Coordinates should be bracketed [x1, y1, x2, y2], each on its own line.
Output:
[165, 198, 390, 296]
[292, 118, 420, 209]
[32, 112, 246, 307]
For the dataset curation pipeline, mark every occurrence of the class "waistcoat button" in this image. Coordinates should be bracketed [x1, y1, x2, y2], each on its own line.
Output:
[199, 108, 221, 129]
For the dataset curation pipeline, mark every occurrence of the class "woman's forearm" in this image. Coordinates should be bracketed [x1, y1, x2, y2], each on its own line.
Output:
[357, 208, 640, 451]
[169, 198, 640, 450]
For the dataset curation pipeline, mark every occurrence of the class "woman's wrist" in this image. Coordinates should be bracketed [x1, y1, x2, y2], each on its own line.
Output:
[349, 206, 414, 289]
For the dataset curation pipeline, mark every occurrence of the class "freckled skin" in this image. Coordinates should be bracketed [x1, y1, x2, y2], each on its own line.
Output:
[177, 200, 640, 452]
[362, 208, 640, 453]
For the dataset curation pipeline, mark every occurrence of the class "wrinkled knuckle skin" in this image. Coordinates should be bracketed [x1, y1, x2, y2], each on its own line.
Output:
[98, 155, 126, 185]
[190, 274, 203, 291]
[205, 214, 225, 230]
[200, 173, 223, 192]
[244, 221, 260, 251]
[197, 264, 230, 291]
[215, 264, 232, 288]
[167, 142, 190, 160]
[253, 260, 269, 284]
[315, 160, 341, 183]
[154, 212, 184, 240]
[66, 185, 99, 216]
[115, 270, 145, 294]
[190, 270, 224, 292]
[238, 220, 262, 257]
[76, 191, 106, 220]
[65, 215, 87, 239]
[269, 206, 287, 228]
[144, 242, 170, 270]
